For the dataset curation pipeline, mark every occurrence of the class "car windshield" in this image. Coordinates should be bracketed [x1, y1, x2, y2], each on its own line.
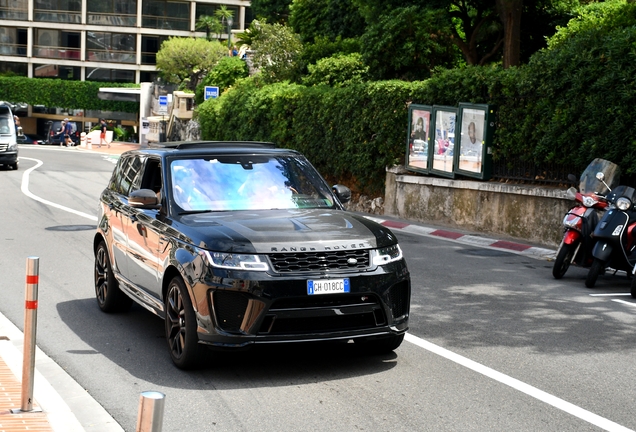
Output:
[170, 155, 336, 212]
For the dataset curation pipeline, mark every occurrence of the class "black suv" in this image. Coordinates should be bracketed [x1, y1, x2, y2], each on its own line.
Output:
[94, 142, 410, 369]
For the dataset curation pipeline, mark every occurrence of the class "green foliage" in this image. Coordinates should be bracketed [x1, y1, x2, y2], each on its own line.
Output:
[195, 57, 249, 105]
[0, 77, 138, 113]
[250, 0, 293, 23]
[251, 21, 305, 83]
[155, 37, 228, 91]
[360, 6, 460, 80]
[302, 53, 369, 87]
[289, 0, 366, 43]
[301, 36, 361, 66]
[196, 15, 223, 41]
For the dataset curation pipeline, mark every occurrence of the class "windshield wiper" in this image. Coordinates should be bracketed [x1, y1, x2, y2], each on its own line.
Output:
[178, 209, 216, 215]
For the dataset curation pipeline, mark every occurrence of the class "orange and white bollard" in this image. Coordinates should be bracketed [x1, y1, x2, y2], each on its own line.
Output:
[20, 257, 39, 412]
[87, 136, 92, 149]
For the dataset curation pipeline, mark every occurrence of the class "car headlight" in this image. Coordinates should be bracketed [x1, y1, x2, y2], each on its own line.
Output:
[204, 251, 269, 271]
[616, 197, 631, 211]
[371, 244, 403, 266]
[8, 142, 17, 150]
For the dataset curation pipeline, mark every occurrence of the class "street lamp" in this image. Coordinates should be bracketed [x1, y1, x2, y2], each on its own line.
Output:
[227, 16, 233, 53]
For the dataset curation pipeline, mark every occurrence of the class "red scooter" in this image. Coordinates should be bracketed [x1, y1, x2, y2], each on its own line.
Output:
[552, 159, 620, 279]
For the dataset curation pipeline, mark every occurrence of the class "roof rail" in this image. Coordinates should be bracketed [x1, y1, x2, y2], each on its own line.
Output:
[149, 141, 276, 150]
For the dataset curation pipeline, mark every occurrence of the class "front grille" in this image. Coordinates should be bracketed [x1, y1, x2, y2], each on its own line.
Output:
[258, 293, 387, 335]
[0, 144, 8, 152]
[268, 249, 370, 273]
[213, 291, 249, 333]
[387, 281, 410, 319]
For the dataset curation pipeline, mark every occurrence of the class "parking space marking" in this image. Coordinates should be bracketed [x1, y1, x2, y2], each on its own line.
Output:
[612, 299, 636, 308]
[589, 293, 631, 297]
[405, 333, 633, 432]
[20, 157, 98, 222]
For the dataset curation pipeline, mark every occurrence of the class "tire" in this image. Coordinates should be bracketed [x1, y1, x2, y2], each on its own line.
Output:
[165, 276, 201, 369]
[94, 241, 132, 312]
[585, 258, 604, 288]
[631, 274, 636, 299]
[357, 334, 405, 354]
[552, 243, 574, 279]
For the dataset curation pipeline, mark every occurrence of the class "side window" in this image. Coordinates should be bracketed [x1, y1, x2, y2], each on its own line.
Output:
[108, 155, 143, 196]
[139, 158, 162, 193]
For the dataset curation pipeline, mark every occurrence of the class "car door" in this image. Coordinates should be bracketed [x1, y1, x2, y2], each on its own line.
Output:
[124, 157, 164, 299]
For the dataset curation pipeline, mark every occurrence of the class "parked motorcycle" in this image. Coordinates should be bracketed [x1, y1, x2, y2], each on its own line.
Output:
[585, 174, 636, 288]
[552, 159, 619, 279]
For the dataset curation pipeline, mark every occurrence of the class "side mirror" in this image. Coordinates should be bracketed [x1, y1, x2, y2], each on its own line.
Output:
[16, 126, 24, 138]
[565, 187, 577, 200]
[129, 189, 160, 209]
[332, 184, 351, 204]
[567, 173, 577, 183]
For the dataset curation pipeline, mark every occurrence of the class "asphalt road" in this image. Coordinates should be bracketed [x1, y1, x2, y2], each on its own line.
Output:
[1, 145, 636, 432]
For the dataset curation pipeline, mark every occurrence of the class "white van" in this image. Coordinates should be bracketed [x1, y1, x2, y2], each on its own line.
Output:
[0, 104, 21, 170]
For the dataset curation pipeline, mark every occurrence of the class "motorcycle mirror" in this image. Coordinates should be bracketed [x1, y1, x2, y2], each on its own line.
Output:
[565, 187, 577, 200]
[567, 174, 577, 183]
[596, 172, 605, 181]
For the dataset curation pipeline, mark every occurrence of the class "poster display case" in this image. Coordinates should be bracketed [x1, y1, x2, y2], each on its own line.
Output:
[454, 103, 495, 180]
[428, 106, 457, 179]
[405, 104, 432, 174]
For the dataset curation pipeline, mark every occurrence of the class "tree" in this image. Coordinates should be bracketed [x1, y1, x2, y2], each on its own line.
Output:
[251, 21, 304, 83]
[195, 56, 249, 104]
[448, 0, 503, 66]
[360, 6, 459, 80]
[195, 15, 222, 41]
[302, 53, 369, 87]
[289, 0, 366, 43]
[497, 0, 523, 67]
[250, 0, 293, 23]
[155, 38, 228, 91]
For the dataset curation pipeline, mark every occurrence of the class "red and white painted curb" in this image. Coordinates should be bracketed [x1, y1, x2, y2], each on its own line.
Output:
[366, 217, 557, 261]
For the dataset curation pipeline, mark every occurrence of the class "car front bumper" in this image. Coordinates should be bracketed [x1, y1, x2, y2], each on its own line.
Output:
[189, 260, 411, 348]
[0, 150, 18, 165]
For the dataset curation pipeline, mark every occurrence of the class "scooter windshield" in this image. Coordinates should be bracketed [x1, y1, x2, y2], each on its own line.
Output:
[579, 158, 620, 195]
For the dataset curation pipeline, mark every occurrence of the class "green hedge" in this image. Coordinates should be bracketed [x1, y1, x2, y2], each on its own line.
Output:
[0, 77, 139, 113]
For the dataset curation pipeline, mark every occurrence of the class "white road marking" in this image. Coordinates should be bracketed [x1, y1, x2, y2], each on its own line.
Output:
[405, 333, 633, 432]
[590, 293, 631, 297]
[19, 157, 98, 222]
[612, 299, 636, 307]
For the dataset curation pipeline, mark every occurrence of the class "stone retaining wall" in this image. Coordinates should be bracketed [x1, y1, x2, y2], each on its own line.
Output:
[383, 166, 572, 247]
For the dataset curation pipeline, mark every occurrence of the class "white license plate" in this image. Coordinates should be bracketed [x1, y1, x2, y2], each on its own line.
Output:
[307, 278, 350, 295]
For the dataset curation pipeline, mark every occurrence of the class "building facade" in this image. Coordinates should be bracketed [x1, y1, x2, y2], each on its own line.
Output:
[0, 0, 252, 83]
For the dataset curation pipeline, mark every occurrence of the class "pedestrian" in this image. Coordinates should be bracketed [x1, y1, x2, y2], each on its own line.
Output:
[99, 118, 109, 148]
[63, 118, 74, 146]
[13, 115, 20, 132]
[57, 120, 66, 146]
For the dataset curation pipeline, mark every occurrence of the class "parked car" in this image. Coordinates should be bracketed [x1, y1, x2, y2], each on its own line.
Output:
[17, 134, 44, 145]
[94, 141, 411, 369]
[0, 104, 20, 170]
[44, 120, 80, 145]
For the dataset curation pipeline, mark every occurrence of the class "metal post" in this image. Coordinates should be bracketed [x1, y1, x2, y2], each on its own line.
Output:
[136, 391, 166, 432]
[21, 257, 39, 412]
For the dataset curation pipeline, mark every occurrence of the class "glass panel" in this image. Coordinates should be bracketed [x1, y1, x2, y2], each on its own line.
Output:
[431, 110, 456, 175]
[34, 0, 81, 23]
[86, 32, 136, 63]
[0, 28, 27, 56]
[142, 0, 190, 31]
[34, 30, 80, 60]
[0, 0, 28, 20]
[457, 108, 485, 174]
[86, 68, 135, 83]
[87, 0, 137, 26]
[0, 62, 27, 76]
[141, 35, 168, 65]
[33, 64, 80, 80]
[407, 108, 430, 171]
[170, 156, 335, 212]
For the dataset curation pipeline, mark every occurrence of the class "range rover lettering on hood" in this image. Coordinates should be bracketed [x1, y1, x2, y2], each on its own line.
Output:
[269, 241, 373, 252]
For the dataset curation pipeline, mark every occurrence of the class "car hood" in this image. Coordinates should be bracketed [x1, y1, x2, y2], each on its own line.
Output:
[172, 209, 397, 253]
[0, 135, 16, 144]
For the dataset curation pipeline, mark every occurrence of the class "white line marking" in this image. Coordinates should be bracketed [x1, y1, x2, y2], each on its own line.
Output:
[19, 157, 98, 222]
[612, 299, 636, 307]
[405, 333, 633, 432]
[590, 293, 631, 297]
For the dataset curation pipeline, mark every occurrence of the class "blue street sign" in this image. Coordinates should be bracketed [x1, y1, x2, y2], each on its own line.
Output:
[204, 86, 219, 100]
[158, 95, 168, 114]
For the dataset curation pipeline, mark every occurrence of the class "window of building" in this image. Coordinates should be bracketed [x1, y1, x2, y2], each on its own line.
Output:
[34, 63, 80, 80]
[86, 68, 135, 83]
[34, 30, 81, 60]
[0, 28, 27, 56]
[88, 0, 137, 27]
[86, 32, 136, 64]
[140, 71, 159, 83]
[195, 3, 239, 30]
[141, 35, 168, 65]
[0, 62, 27, 76]
[142, 0, 190, 31]
[0, 0, 28, 20]
[34, 0, 81, 24]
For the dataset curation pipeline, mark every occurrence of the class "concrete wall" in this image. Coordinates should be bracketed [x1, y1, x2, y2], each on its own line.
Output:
[384, 166, 572, 247]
